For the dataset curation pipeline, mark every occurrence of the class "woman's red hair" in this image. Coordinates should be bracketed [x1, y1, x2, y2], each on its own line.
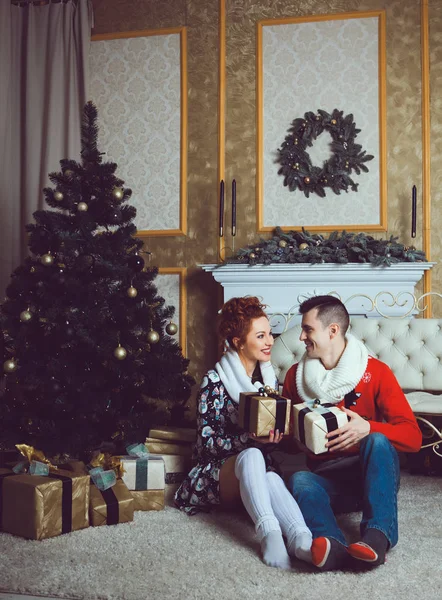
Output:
[219, 296, 268, 350]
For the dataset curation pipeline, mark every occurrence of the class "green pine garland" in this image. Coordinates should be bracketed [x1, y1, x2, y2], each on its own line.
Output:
[225, 227, 426, 267]
[277, 109, 374, 198]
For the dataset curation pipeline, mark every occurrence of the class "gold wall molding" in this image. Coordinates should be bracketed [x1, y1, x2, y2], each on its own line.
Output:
[256, 10, 387, 233]
[218, 0, 226, 261]
[421, 0, 432, 316]
[91, 27, 188, 238]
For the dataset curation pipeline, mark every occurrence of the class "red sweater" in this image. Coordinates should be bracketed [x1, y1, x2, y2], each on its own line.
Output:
[282, 356, 422, 460]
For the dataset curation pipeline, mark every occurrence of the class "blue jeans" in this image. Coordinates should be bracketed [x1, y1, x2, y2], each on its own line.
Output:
[287, 433, 400, 548]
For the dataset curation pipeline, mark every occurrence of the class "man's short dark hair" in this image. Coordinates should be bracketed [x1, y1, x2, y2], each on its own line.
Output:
[299, 295, 350, 335]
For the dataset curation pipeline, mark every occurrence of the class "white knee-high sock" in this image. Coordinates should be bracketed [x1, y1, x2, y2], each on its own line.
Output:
[234, 448, 290, 569]
[266, 471, 313, 564]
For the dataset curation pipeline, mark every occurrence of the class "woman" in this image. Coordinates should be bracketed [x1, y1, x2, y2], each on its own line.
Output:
[175, 296, 312, 569]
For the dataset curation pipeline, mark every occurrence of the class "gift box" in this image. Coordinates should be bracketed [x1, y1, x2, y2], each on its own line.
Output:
[120, 455, 165, 491]
[148, 426, 196, 444]
[0, 467, 89, 540]
[89, 479, 134, 526]
[144, 438, 193, 457]
[293, 402, 349, 454]
[238, 392, 291, 436]
[131, 489, 165, 511]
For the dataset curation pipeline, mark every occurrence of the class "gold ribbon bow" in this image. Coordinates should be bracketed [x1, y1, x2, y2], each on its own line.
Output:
[89, 452, 125, 479]
[15, 443, 57, 470]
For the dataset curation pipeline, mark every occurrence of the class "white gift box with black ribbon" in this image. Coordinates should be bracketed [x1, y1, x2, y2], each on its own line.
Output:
[120, 455, 165, 491]
[293, 401, 348, 454]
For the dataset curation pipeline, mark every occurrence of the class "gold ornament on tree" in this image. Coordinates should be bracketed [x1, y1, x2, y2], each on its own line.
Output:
[127, 286, 138, 298]
[3, 359, 17, 373]
[77, 202, 88, 212]
[147, 329, 160, 344]
[20, 309, 32, 322]
[279, 240, 287, 248]
[165, 322, 178, 335]
[113, 345, 127, 360]
[54, 191, 64, 201]
[40, 253, 54, 266]
[299, 243, 309, 250]
[112, 188, 124, 200]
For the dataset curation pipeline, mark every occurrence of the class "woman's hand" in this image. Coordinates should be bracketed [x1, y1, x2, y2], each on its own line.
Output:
[251, 429, 283, 444]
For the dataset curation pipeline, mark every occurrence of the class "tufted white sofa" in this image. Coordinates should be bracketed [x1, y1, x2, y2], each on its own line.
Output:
[271, 317, 442, 419]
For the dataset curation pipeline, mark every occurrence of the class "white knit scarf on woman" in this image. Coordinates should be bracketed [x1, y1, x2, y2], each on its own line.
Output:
[295, 333, 369, 405]
[215, 348, 277, 403]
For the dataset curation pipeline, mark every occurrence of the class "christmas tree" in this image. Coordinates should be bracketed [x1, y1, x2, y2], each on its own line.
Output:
[0, 102, 194, 458]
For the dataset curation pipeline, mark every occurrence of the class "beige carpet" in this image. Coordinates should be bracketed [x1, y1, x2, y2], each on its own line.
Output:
[0, 472, 441, 600]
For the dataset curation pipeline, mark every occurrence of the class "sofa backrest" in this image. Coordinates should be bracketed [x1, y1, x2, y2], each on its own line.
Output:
[271, 317, 442, 392]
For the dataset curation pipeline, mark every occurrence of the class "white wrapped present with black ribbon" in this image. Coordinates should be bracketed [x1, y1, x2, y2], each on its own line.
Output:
[293, 401, 348, 455]
[120, 444, 165, 491]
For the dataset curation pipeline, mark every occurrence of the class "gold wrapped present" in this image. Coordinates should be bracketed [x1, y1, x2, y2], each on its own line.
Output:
[148, 426, 196, 444]
[120, 455, 165, 491]
[0, 467, 89, 540]
[131, 489, 165, 511]
[293, 402, 349, 454]
[144, 438, 192, 457]
[238, 392, 291, 437]
[89, 479, 134, 526]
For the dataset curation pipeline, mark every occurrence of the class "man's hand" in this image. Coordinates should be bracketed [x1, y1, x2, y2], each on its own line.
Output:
[325, 408, 370, 452]
[251, 429, 283, 444]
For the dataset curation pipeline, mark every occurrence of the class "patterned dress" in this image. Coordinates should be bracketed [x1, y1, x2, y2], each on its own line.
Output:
[175, 369, 250, 514]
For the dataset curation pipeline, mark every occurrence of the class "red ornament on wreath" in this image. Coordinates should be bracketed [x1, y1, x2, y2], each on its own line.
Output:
[276, 108, 374, 199]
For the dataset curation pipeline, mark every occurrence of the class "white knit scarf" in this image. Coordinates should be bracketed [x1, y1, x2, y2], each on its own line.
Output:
[215, 348, 277, 403]
[295, 333, 369, 405]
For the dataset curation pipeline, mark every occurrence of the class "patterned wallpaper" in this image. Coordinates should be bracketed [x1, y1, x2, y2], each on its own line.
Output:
[262, 16, 380, 227]
[90, 33, 182, 232]
[90, 0, 442, 413]
[156, 271, 183, 349]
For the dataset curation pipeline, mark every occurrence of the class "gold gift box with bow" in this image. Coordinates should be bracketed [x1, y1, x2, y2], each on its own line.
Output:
[238, 392, 291, 437]
[0, 467, 89, 540]
[89, 479, 134, 526]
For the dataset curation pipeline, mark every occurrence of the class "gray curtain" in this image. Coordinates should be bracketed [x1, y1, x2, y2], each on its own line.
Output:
[0, 0, 93, 300]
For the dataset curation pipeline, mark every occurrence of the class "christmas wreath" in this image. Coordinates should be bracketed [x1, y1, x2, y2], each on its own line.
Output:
[277, 109, 374, 198]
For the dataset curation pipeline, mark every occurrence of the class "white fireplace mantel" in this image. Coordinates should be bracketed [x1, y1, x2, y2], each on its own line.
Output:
[200, 263, 435, 332]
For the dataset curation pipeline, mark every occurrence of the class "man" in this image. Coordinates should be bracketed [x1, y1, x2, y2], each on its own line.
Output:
[282, 295, 422, 571]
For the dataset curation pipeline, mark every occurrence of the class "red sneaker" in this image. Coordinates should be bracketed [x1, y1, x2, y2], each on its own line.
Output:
[347, 541, 378, 563]
[311, 537, 331, 568]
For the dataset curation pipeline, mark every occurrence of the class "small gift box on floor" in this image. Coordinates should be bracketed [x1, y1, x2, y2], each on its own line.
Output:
[238, 390, 291, 436]
[0, 465, 89, 540]
[89, 477, 134, 526]
[293, 401, 348, 454]
[120, 444, 165, 492]
[117, 444, 165, 512]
